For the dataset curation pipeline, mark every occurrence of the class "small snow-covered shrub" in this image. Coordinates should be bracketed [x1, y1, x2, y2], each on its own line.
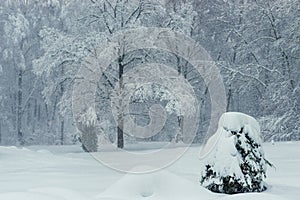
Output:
[200, 112, 272, 194]
[77, 107, 98, 152]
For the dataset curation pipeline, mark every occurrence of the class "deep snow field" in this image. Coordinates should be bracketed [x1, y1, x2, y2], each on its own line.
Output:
[0, 141, 299, 200]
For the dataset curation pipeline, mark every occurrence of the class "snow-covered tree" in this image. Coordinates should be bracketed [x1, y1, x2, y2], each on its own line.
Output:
[1, 6, 30, 145]
[0, 0, 66, 145]
[113, 64, 197, 143]
[0, 0, 299, 146]
[194, 0, 300, 141]
[200, 112, 272, 194]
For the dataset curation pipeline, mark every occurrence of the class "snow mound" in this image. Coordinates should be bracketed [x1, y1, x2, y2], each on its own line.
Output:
[218, 112, 261, 143]
[0, 146, 53, 161]
[96, 169, 214, 200]
[218, 112, 259, 131]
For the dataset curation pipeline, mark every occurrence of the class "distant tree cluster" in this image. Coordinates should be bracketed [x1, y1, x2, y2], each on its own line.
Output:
[0, 0, 299, 146]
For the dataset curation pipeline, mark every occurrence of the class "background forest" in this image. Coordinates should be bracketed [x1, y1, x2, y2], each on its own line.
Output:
[0, 0, 299, 146]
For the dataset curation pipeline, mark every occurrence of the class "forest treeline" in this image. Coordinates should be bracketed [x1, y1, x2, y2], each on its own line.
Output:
[0, 0, 299, 145]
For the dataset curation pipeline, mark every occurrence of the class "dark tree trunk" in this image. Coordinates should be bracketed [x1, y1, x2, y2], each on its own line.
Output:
[117, 120, 124, 148]
[177, 115, 184, 143]
[226, 87, 232, 112]
[17, 69, 24, 145]
[60, 64, 65, 145]
[178, 115, 183, 134]
[60, 120, 64, 145]
[117, 57, 124, 149]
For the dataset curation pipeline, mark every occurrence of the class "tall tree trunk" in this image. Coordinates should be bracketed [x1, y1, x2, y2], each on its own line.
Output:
[117, 116, 124, 148]
[226, 87, 232, 112]
[117, 57, 124, 149]
[60, 120, 64, 145]
[176, 55, 187, 142]
[60, 64, 65, 145]
[17, 69, 24, 145]
[177, 115, 184, 142]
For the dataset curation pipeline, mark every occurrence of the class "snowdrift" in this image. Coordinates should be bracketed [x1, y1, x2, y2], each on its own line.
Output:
[96, 169, 214, 200]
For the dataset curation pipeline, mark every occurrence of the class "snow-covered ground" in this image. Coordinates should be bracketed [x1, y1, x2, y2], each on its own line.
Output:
[0, 141, 299, 200]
